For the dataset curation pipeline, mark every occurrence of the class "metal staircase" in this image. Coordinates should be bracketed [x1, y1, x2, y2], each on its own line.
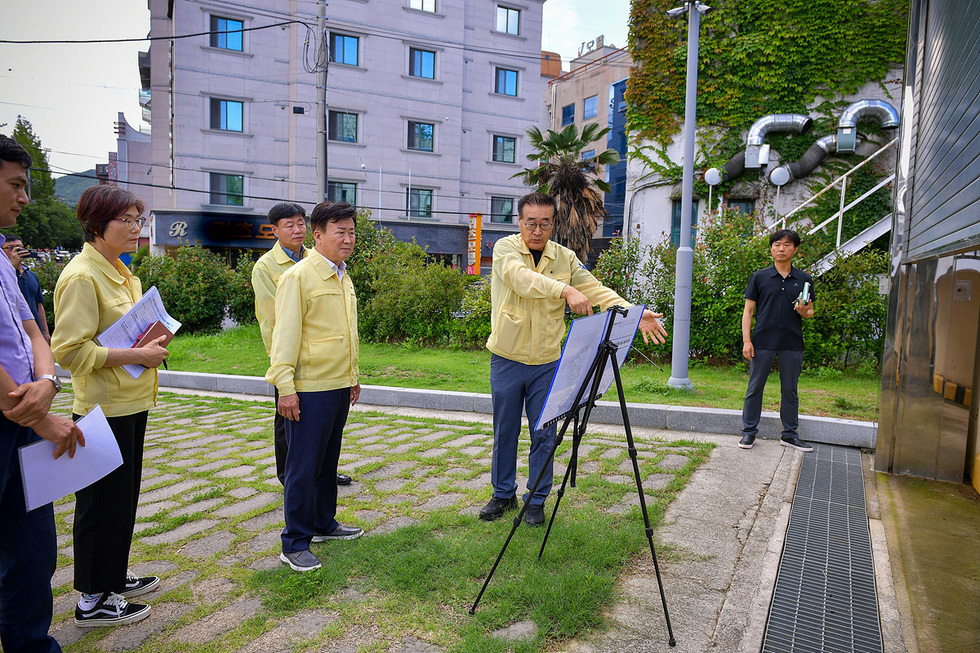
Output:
[767, 138, 897, 276]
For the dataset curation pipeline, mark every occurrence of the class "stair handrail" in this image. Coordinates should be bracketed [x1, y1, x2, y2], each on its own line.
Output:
[767, 137, 898, 234]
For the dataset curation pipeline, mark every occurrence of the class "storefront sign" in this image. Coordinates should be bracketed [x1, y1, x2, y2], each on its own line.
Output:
[467, 213, 482, 275]
[153, 212, 277, 250]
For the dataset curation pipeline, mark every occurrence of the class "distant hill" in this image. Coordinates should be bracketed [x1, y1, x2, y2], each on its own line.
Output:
[55, 170, 98, 205]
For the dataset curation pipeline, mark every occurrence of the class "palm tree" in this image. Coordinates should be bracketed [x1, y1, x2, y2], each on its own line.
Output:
[512, 123, 621, 262]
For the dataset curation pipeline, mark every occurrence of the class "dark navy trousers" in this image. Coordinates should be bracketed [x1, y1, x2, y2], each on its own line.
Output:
[281, 388, 350, 553]
[741, 349, 803, 439]
[489, 354, 559, 507]
[0, 414, 60, 653]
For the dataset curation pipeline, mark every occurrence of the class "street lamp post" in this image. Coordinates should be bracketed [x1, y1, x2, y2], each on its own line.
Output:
[667, 1, 710, 390]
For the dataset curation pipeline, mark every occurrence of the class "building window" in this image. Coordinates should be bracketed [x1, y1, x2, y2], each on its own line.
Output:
[409, 48, 436, 79]
[584, 95, 598, 120]
[671, 198, 699, 247]
[209, 16, 243, 51]
[496, 6, 520, 35]
[209, 98, 243, 132]
[330, 33, 359, 66]
[328, 181, 357, 205]
[561, 103, 575, 127]
[407, 121, 434, 151]
[727, 199, 755, 215]
[494, 67, 518, 96]
[490, 196, 515, 223]
[407, 188, 433, 217]
[210, 173, 244, 206]
[492, 135, 516, 163]
[581, 149, 596, 172]
[410, 0, 436, 11]
[328, 111, 358, 143]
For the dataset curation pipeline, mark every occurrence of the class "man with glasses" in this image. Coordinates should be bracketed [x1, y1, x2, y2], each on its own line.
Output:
[480, 192, 667, 526]
[253, 202, 353, 488]
[1, 235, 49, 344]
[0, 133, 84, 652]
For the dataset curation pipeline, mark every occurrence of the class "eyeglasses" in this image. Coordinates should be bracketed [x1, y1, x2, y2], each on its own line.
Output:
[114, 216, 147, 231]
[521, 221, 553, 233]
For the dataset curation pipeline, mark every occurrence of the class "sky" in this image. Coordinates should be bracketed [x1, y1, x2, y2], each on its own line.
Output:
[0, 0, 630, 177]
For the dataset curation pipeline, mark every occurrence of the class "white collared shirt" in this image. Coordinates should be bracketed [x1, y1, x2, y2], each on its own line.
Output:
[316, 249, 347, 280]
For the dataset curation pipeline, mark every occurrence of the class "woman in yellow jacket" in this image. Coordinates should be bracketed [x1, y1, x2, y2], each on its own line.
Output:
[52, 185, 168, 628]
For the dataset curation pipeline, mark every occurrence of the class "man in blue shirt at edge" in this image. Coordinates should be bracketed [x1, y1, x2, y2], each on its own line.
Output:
[0, 133, 84, 653]
[739, 228, 816, 452]
[2, 234, 50, 343]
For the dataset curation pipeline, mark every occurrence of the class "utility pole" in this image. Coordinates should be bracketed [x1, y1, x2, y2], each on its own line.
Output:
[315, 0, 327, 204]
[667, 1, 710, 390]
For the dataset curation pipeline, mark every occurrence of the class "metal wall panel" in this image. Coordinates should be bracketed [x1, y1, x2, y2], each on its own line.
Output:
[906, 0, 980, 261]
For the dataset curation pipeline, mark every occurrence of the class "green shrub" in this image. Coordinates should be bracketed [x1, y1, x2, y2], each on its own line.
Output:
[129, 245, 150, 274]
[631, 207, 886, 368]
[137, 246, 232, 334]
[361, 241, 466, 344]
[593, 236, 643, 302]
[347, 209, 397, 308]
[452, 277, 493, 347]
[31, 256, 69, 333]
[227, 255, 257, 326]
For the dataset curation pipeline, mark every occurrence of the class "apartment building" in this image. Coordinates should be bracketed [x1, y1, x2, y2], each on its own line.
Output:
[544, 44, 632, 239]
[144, 0, 548, 266]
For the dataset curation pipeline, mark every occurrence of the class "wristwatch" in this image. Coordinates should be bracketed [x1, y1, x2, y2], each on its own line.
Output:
[37, 374, 62, 393]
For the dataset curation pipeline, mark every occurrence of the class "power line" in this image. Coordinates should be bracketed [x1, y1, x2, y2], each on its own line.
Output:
[0, 20, 308, 44]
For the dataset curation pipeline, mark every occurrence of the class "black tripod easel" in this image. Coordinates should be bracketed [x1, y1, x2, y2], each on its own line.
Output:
[469, 306, 676, 647]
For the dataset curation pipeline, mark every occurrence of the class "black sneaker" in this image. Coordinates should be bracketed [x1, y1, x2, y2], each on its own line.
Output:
[119, 570, 160, 598]
[311, 524, 363, 542]
[524, 504, 545, 527]
[479, 496, 518, 521]
[75, 592, 151, 628]
[781, 436, 814, 452]
[738, 433, 756, 449]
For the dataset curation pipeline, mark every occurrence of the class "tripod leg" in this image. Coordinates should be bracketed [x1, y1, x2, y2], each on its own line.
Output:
[612, 355, 676, 647]
[538, 408, 586, 559]
[470, 400, 579, 614]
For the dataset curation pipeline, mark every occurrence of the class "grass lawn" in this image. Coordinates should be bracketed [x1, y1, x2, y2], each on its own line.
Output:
[167, 323, 881, 422]
[50, 390, 712, 652]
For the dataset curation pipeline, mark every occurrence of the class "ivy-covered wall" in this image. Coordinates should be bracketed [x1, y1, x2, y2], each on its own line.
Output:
[627, 0, 909, 151]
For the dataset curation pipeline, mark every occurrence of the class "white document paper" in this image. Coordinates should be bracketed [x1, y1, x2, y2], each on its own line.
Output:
[95, 286, 181, 379]
[535, 305, 645, 431]
[18, 405, 123, 512]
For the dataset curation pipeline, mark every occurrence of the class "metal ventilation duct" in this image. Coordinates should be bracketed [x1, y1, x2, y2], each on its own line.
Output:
[769, 135, 837, 186]
[745, 113, 813, 168]
[837, 99, 900, 153]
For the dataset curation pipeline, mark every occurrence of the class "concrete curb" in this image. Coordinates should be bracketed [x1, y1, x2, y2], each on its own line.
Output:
[56, 367, 877, 448]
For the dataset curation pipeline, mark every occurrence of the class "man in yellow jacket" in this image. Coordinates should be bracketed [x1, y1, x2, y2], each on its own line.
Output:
[252, 202, 352, 488]
[265, 202, 362, 572]
[480, 192, 667, 526]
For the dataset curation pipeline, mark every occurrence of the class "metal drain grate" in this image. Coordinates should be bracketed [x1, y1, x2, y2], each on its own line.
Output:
[762, 443, 883, 653]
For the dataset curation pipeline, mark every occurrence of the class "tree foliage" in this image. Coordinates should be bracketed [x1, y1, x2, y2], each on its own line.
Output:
[627, 0, 909, 145]
[8, 116, 83, 249]
[514, 124, 621, 263]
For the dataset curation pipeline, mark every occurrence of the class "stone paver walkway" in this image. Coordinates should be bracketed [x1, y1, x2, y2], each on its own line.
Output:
[45, 391, 708, 652]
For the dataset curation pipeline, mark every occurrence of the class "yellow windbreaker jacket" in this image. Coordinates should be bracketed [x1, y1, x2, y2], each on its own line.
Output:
[252, 241, 306, 355]
[52, 243, 157, 417]
[486, 234, 629, 365]
[265, 253, 358, 395]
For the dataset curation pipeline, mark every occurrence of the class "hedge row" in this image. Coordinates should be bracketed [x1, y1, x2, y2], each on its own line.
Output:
[592, 208, 888, 369]
[33, 216, 491, 345]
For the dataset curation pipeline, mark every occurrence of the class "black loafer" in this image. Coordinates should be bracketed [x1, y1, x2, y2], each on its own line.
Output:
[337, 474, 353, 486]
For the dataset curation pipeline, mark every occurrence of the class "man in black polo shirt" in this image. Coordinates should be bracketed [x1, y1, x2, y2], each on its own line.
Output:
[739, 229, 815, 451]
